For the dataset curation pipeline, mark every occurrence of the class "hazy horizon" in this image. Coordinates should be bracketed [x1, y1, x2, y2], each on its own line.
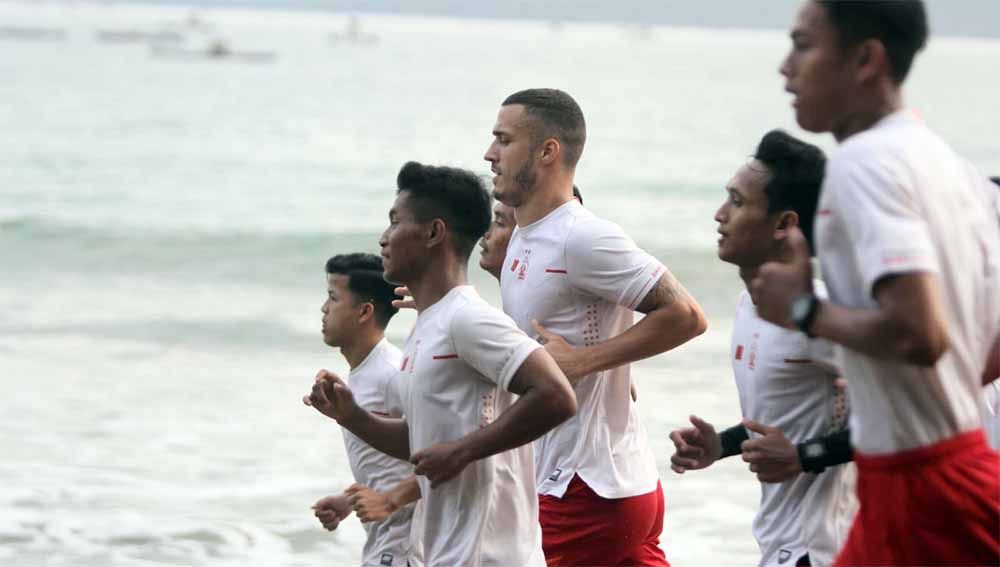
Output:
[41, 0, 1000, 39]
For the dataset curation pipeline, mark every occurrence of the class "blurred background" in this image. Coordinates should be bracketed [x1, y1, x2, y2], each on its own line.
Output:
[1, 1, 997, 565]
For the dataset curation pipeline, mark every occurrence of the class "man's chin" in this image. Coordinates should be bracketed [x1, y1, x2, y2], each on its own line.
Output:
[382, 270, 404, 286]
[479, 259, 498, 274]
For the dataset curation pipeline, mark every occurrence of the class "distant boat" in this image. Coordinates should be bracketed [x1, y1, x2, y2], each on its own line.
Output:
[330, 15, 378, 46]
[160, 11, 215, 34]
[150, 41, 276, 63]
[97, 29, 184, 45]
[0, 26, 67, 41]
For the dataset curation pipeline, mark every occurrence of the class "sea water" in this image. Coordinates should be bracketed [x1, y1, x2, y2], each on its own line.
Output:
[1, 3, 998, 565]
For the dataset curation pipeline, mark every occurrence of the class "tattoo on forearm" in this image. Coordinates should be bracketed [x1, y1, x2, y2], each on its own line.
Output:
[637, 271, 682, 314]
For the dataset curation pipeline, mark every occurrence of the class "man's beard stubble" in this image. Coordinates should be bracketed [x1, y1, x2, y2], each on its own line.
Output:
[496, 154, 537, 207]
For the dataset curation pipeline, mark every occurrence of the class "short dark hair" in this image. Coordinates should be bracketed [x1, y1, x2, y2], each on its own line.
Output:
[502, 88, 586, 168]
[818, 0, 928, 84]
[396, 161, 492, 261]
[572, 185, 583, 205]
[754, 130, 826, 254]
[325, 253, 400, 329]
[991, 176, 1000, 187]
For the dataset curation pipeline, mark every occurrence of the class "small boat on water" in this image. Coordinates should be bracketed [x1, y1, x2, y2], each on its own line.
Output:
[330, 15, 378, 46]
[97, 29, 184, 44]
[150, 40, 276, 63]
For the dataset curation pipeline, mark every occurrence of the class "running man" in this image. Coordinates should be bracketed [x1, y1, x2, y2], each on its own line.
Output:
[346, 190, 625, 524]
[485, 88, 707, 566]
[343, 200, 521, 524]
[310, 253, 417, 567]
[753, 1, 1000, 564]
[305, 161, 577, 567]
[669, 130, 855, 567]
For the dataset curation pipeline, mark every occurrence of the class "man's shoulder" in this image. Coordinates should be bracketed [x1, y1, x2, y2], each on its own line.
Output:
[450, 293, 512, 333]
[833, 113, 933, 171]
[563, 212, 634, 254]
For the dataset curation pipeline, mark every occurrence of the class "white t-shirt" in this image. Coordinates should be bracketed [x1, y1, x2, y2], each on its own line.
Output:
[815, 109, 1000, 455]
[501, 200, 663, 499]
[390, 285, 545, 567]
[984, 382, 1000, 450]
[343, 339, 416, 567]
[731, 286, 856, 567]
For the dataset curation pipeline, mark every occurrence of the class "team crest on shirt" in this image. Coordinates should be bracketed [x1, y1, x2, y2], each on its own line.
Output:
[777, 549, 792, 563]
[748, 333, 759, 370]
[380, 552, 394, 566]
[510, 248, 531, 281]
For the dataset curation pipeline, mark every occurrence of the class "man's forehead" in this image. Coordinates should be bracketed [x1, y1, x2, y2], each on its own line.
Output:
[732, 160, 772, 194]
[390, 192, 411, 213]
[793, 0, 827, 36]
[495, 105, 532, 131]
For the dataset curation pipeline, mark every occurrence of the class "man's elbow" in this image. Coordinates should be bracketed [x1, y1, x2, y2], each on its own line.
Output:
[897, 333, 948, 367]
[676, 300, 708, 341]
[547, 383, 577, 425]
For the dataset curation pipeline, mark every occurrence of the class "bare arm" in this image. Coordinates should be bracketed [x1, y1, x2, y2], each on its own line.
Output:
[984, 333, 1000, 386]
[306, 370, 411, 460]
[535, 271, 707, 381]
[346, 477, 422, 522]
[752, 227, 950, 367]
[810, 273, 949, 367]
[409, 348, 577, 487]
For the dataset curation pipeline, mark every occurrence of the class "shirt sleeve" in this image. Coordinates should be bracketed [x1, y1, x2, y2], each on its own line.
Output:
[564, 217, 666, 310]
[828, 155, 939, 298]
[450, 302, 542, 392]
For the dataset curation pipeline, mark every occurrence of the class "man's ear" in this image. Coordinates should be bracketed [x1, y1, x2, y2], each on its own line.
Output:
[357, 301, 375, 325]
[774, 210, 800, 240]
[538, 138, 561, 166]
[854, 38, 888, 85]
[426, 218, 448, 249]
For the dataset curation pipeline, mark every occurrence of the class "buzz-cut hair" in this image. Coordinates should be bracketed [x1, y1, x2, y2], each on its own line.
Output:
[502, 88, 587, 168]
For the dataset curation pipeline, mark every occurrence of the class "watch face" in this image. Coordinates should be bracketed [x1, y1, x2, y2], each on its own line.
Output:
[805, 442, 825, 458]
[791, 295, 812, 321]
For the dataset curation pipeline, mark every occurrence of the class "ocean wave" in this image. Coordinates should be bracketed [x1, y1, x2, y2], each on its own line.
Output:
[1, 214, 385, 286]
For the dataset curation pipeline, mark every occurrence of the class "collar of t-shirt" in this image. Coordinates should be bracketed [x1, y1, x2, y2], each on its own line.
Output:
[351, 337, 388, 376]
[515, 198, 581, 235]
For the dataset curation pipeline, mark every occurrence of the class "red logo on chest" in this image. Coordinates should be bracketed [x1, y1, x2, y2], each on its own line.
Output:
[735, 345, 744, 360]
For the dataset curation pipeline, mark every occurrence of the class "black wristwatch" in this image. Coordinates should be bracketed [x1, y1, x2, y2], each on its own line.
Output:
[791, 293, 820, 338]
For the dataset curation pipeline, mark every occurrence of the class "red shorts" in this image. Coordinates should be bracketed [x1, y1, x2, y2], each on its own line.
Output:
[538, 475, 670, 567]
[834, 429, 1000, 567]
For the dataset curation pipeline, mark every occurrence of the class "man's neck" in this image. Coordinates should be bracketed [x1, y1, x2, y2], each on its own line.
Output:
[341, 329, 384, 370]
[514, 176, 575, 227]
[833, 87, 903, 143]
[738, 264, 761, 293]
[407, 254, 469, 313]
